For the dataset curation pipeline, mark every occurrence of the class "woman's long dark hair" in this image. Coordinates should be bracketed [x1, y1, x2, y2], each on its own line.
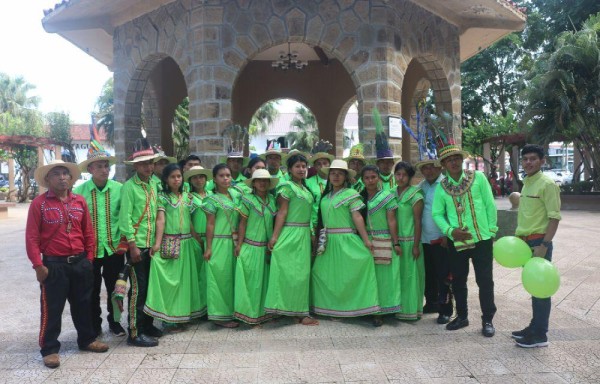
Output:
[393, 161, 416, 180]
[212, 163, 231, 193]
[316, 167, 351, 236]
[358, 165, 380, 224]
[161, 163, 184, 195]
[243, 157, 266, 178]
[286, 154, 309, 189]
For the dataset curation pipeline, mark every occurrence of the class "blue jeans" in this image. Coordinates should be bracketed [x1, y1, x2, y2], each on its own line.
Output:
[526, 238, 553, 337]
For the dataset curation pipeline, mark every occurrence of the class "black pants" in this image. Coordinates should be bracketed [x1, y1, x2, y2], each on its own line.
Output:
[448, 239, 496, 322]
[91, 252, 125, 330]
[423, 243, 454, 316]
[39, 256, 96, 357]
[127, 248, 153, 338]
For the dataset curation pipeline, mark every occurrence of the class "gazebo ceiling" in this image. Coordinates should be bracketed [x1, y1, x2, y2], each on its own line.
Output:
[42, 0, 525, 68]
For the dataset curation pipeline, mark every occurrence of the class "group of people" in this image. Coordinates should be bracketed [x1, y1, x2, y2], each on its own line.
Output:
[26, 135, 560, 369]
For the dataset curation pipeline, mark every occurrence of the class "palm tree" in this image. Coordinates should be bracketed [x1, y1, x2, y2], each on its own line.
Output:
[172, 97, 190, 160]
[95, 77, 114, 145]
[0, 73, 39, 115]
[249, 100, 279, 136]
[521, 13, 600, 189]
[286, 106, 319, 152]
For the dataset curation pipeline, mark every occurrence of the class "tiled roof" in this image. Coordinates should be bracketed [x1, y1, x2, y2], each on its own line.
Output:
[42, 124, 107, 142]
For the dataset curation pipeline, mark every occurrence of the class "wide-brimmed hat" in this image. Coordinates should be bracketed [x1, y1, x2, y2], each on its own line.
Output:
[322, 159, 356, 179]
[309, 152, 334, 165]
[184, 166, 213, 182]
[264, 148, 283, 159]
[152, 145, 176, 165]
[344, 144, 366, 164]
[437, 144, 469, 163]
[124, 139, 158, 164]
[415, 159, 441, 170]
[78, 140, 116, 172]
[244, 169, 278, 190]
[35, 160, 81, 189]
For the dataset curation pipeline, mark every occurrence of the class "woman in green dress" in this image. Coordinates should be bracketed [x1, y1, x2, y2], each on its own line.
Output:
[265, 153, 318, 325]
[144, 164, 203, 331]
[311, 160, 380, 318]
[185, 166, 213, 320]
[233, 169, 277, 325]
[394, 161, 425, 321]
[202, 164, 241, 328]
[360, 165, 402, 326]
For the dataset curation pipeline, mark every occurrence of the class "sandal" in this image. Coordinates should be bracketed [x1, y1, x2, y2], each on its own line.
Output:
[297, 316, 319, 326]
[214, 320, 239, 328]
[372, 316, 383, 327]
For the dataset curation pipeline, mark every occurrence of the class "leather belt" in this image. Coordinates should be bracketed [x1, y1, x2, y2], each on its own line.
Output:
[43, 253, 86, 264]
[518, 233, 545, 241]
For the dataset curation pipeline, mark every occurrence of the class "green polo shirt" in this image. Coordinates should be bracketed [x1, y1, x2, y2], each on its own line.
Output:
[516, 171, 561, 236]
[119, 173, 158, 248]
[74, 179, 122, 258]
[432, 170, 498, 251]
[380, 173, 396, 191]
[151, 174, 162, 192]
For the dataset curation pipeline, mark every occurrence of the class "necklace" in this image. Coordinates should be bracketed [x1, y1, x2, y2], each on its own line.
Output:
[441, 170, 475, 197]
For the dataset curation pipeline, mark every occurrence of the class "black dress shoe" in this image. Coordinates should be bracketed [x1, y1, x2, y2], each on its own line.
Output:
[145, 325, 164, 338]
[127, 334, 158, 347]
[437, 314, 451, 324]
[482, 321, 495, 337]
[446, 317, 469, 331]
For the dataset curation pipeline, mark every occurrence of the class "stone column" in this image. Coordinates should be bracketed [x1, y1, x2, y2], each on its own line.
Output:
[37, 146, 46, 195]
[7, 157, 16, 202]
[55, 145, 62, 161]
[483, 142, 491, 175]
[499, 150, 506, 176]
[512, 145, 520, 192]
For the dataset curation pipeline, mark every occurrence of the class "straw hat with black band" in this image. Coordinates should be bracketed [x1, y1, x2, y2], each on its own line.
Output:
[184, 166, 213, 182]
[35, 160, 81, 189]
[244, 168, 279, 190]
[321, 159, 356, 180]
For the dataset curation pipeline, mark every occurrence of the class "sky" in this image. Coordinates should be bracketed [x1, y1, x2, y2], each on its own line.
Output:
[0, 1, 111, 123]
[0, 1, 349, 124]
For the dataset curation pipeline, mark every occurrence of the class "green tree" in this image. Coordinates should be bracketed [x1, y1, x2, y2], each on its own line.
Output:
[286, 106, 319, 152]
[46, 111, 75, 162]
[95, 77, 114, 145]
[521, 13, 600, 189]
[249, 100, 279, 136]
[172, 97, 189, 161]
[0, 73, 43, 202]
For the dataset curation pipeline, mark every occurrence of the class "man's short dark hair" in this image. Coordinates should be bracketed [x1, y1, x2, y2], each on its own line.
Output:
[521, 144, 545, 159]
[184, 154, 201, 165]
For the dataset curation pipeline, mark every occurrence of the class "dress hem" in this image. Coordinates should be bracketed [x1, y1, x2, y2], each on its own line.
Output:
[311, 305, 381, 317]
[143, 306, 207, 323]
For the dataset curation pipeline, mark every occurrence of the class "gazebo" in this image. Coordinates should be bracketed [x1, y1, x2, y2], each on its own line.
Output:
[42, 0, 526, 179]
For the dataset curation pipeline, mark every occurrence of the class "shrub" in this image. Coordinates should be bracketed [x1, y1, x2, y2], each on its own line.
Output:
[560, 181, 594, 194]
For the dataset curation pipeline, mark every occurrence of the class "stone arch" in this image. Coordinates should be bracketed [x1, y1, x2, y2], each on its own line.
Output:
[400, 54, 459, 162]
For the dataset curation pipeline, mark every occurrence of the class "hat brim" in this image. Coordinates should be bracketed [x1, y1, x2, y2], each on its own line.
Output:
[78, 156, 117, 172]
[438, 150, 470, 164]
[124, 154, 158, 164]
[282, 151, 310, 163]
[34, 162, 81, 189]
[184, 169, 213, 182]
[243, 177, 279, 190]
[263, 151, 283, 159]
[415, 159, 441, 170]
[322, 166, 356, 180]
[343, 155, 366, 163]
[153, 156, 177, 164]
[309, 153, 335, 165]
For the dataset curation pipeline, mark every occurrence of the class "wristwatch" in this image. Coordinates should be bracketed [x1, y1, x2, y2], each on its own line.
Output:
[541, 240, 552, 247]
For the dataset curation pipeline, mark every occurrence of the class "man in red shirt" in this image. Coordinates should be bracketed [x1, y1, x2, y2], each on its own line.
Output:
[26, 160, 109, 368]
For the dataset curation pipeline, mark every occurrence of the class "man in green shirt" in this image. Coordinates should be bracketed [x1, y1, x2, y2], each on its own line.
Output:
[74, 144, 125, 337]
[265, 148, 286, 184]
[513, 144, 561, 348]
[345, 144, 366, 193]
[119, 143, 162, 347]
[432, 143, 498, 337]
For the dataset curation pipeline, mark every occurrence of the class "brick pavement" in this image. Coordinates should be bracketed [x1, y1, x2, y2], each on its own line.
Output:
[0, 199, 599, 383]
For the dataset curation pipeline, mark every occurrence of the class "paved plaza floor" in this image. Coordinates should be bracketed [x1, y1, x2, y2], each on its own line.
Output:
[0, 199, 599, 383]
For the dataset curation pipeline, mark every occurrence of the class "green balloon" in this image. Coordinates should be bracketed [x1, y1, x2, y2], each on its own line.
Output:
[493, 236, 532, 268]
[522, 258, 560, 298]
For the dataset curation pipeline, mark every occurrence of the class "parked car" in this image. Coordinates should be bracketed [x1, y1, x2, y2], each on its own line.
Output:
[542, 170, 563, 185]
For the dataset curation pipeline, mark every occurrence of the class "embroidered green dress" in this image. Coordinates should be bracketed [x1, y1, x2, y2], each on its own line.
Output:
[191, 190, 213, 316]
[395, 185, 425, 320]
[144, 192, 204, 322]
[366, 190, 401, 314]
[264, 181, 313, 316]
[234, 193, 276, 324]
[311, 188, 380, 317]
[201, 190, 241, 321]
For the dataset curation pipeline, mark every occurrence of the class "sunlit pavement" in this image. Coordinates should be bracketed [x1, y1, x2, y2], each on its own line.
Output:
[0, 199, 599, 383]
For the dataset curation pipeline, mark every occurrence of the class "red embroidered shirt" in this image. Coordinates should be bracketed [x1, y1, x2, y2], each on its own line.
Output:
[26, 190, 96, 268]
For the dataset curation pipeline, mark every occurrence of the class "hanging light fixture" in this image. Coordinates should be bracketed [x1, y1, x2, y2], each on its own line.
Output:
[271, 43, 308, 71]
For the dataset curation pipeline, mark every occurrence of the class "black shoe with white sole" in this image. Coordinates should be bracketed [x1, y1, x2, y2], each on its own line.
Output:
[511, 326, 531, 340]
[516, 333, 548, 348]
